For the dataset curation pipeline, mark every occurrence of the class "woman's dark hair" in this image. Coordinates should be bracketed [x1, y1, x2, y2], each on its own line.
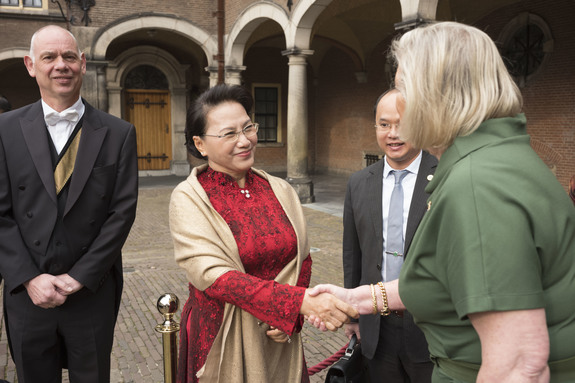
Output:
[185, 84, 253, 159]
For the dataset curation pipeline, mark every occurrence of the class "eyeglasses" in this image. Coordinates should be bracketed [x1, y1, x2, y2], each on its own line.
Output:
[202, 123, 259, 143]
[374, 123, 400, 132]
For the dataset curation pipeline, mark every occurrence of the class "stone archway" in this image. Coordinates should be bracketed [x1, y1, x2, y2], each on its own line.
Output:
[88, 16, 217, 176]
[0, 49, 39, 108]
[90, 16, 217, 63]
[107, 46, 189, 176]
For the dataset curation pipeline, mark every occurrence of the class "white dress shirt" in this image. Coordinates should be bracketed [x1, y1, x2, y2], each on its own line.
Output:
[42, 97, 85, 154]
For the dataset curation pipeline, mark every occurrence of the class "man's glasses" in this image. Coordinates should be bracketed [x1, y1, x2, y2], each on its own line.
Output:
[202, 123, 259, 143]
[374, 123, 400, 132]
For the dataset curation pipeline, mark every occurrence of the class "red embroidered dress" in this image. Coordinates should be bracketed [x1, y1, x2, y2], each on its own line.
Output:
[177, 168, 312, 383]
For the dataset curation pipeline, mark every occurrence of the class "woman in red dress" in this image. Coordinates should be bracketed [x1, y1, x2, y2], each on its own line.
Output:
[169, 84, 357, 383]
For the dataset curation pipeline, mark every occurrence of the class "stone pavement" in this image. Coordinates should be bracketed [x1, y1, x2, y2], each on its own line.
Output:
[0, 173, 352, 382]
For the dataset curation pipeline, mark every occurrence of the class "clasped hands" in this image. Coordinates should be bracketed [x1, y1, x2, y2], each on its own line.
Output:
[304, 282, 401, 332]
[264, 287, 360, 344]
[23, 273, 84, 309]
[300, 287, 359, 332]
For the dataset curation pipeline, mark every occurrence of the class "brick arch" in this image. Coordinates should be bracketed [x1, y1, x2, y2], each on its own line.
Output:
[0, 48, 29, 61]
[225, 0, 341, 67]
[106, 46, 186, 89]
[530, 138, 563, 175]
[225, 2, 290, 67]
[90, 15, 216, 65]
[290, 0, 333, 49]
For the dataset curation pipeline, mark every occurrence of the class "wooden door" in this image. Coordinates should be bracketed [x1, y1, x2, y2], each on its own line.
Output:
[125, 90, 172, 170]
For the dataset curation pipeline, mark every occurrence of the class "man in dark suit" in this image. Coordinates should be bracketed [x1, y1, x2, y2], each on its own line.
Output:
[343, 89, 437, 382]
[0, 95, 11, 114]
[0, 25, 138, 382]
[0, 98, 9, 383]
[0, 95, 9, 295]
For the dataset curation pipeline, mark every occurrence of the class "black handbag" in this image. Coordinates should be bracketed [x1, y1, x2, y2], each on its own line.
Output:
[324, 334, 369, 383]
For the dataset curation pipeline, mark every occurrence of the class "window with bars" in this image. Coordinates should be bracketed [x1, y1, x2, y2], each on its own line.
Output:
[0, 0, 42, 7]
[253, 85, 280, 143]
[499, 12, 553, 87]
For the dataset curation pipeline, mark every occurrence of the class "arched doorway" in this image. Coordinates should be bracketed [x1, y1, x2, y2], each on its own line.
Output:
[124, 65, 172, 170]
[0, 55, 40, 110]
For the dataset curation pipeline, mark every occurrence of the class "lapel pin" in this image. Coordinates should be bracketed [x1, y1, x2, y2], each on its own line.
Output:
[427, 201, 432, 211]
[427, 174, 434, 181]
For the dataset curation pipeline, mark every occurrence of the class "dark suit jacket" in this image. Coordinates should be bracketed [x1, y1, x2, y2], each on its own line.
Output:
[342, 151, 437, 360]
[0, 99, 138, 316]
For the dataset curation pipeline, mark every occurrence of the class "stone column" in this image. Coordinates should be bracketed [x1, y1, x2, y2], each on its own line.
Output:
[225, 65, 246, 86]
[281, 49, 315, 203]
[96, 62, 108, 111]
[395, 0, 437, 30]
[205, 66, 219, 88]
[171, 86, 190, 176]
[105, 62, 122, 118]
[82, 61, 99, 107]
[107, 86, 122, 118]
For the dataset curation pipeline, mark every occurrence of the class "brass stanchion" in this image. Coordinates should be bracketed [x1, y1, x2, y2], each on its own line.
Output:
[156, 293, 180, 383]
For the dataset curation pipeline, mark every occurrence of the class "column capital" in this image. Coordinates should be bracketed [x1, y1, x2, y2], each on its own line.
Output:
[394, 17, 431, 31]
[204, 66, 219, 75]
[86, 60, 109, 73]
[86, 60, 109, 66]
[225, 65, 247, 72]
[281, 49, 314, 58]
[225, 65, 246, 86]
[205, 66, 220, 87]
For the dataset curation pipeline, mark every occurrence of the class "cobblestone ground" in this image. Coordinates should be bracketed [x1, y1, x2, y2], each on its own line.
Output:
[0, 183, 349, 382]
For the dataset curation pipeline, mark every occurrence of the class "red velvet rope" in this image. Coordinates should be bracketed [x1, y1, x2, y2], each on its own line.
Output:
[307, 342, 349, 376]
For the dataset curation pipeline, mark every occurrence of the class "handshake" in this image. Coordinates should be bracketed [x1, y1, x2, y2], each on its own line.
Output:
[302, 281, 401, 331]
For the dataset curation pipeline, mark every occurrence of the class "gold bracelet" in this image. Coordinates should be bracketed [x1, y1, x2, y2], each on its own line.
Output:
[377, 282, 391, 316]
[370, 284, 378, 315]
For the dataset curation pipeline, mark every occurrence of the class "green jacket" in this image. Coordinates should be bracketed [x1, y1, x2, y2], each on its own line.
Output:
[399, 114, 575, 382]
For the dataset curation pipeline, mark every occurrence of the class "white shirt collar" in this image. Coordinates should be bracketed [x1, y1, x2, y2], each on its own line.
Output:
[383, 150, 423, 178]
[41, 97, 85, 123]
[42, 97, 85, 154]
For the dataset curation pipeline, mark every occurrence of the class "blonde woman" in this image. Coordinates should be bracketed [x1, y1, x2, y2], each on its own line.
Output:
[310, 22, 575, 382]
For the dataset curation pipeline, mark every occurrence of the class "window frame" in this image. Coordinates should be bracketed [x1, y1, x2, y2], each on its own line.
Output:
[0, 0, 46, 11]
[498, 12, 553, 88]
[251, 83, 282, 145]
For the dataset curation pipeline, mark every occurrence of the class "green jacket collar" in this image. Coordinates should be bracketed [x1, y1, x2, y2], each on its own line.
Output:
[426, 113, 528, 194]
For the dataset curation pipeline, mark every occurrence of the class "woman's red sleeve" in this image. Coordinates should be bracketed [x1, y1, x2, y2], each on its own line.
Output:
[206, 262, 310, 335]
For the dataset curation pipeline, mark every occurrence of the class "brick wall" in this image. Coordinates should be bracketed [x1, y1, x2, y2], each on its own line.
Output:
[243, 46, 290, 172]
[73, 0, 215, 32]
[225, 0, 293, 32]
[314, 37, 394, 175]
[312, 0, 574, 189]
[475, 0, 575, 190]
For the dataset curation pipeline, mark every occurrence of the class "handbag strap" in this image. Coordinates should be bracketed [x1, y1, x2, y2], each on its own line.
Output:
[342, 334, 358, 360]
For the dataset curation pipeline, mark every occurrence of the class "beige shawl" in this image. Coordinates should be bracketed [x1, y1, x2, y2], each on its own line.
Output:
[169, 164, 309, 382]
